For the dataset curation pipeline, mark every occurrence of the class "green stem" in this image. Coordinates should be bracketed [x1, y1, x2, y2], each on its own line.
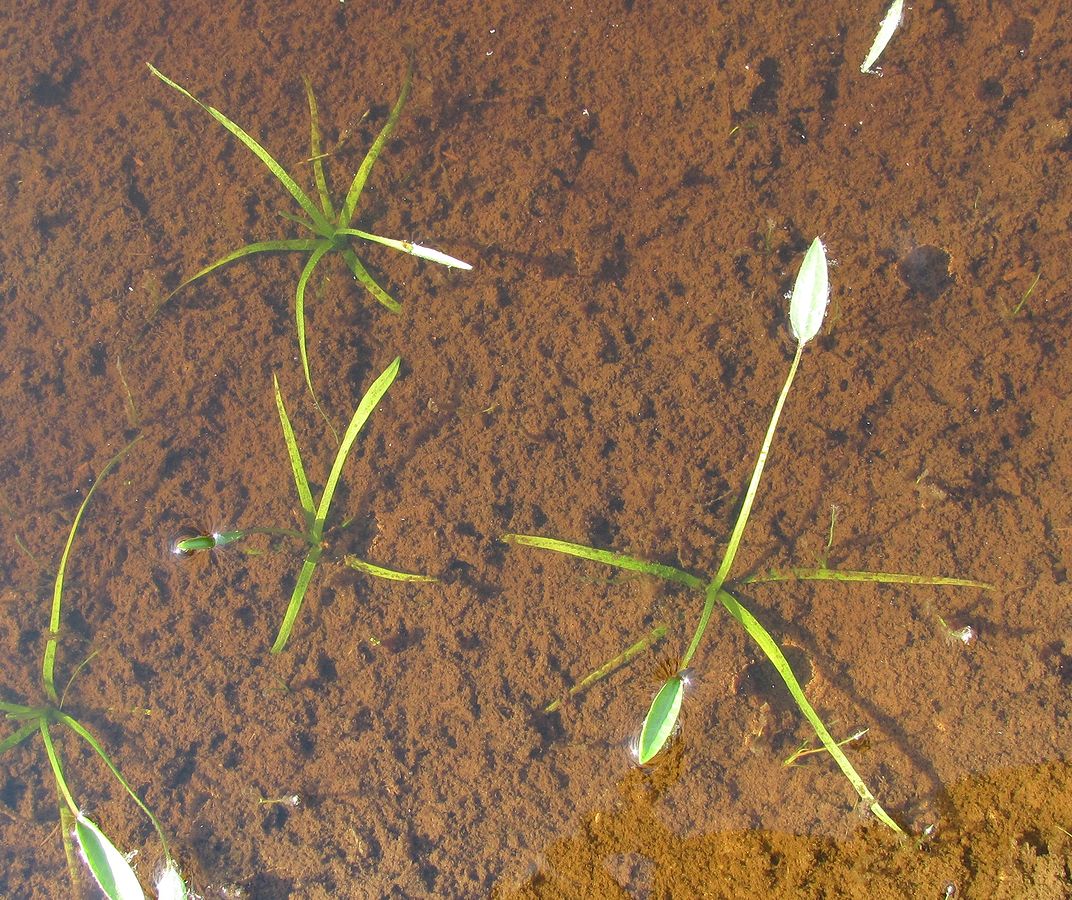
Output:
[39, 723, 79, 817]
[57, 711, 172, 859]
[44, 436, 141, 704]
[174, 527, 311, 555]
[682, 344, 805, 668]
[545, 624, 668, 713]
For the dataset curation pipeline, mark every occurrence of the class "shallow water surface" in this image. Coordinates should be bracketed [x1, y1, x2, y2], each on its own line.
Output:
[1, 1, 1070, 897]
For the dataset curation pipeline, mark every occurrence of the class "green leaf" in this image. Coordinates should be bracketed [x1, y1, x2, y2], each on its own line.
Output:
[294, 241, 333, 405]
[502, 534, 703, 590]
[166, 239, 324, 305]
[712, 586, 903, 833]
[147, 64, 330, 234]
[545, 624, 668, 713]
[73, 814, 146, 900]
[270, 547, 323, 654]
[338, 61, 414, 228]
[302, 76, 335, 221]
[313, 356, 401, 538]
[789, 237, 829, 345]
[343, 556, 437, 582]
[742, 567, 992, 589]
[637, 676, 684, 764]
[0, 720, 39, 754]
[273, 375, 314, 521]
[58, 712, 174, 858]
[340, 248, 402, 313]
[270, 358, 401, 654]
[44, 436, 142, 703]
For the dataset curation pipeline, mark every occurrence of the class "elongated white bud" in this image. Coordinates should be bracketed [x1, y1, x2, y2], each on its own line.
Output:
[789, 237, 830, 345]
[404, 241, 473, 270]
[861, 0, 905, 75]
[155, 860, 191, 900]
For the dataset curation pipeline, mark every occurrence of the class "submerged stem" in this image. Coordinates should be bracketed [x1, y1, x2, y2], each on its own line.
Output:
[682, 344, 805, 669]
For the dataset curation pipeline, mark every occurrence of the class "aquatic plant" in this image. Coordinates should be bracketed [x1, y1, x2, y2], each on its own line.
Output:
[861, 0, 905, 74]
[504, 238, 989, 834]
[173, 357, 436, 653]
[0, 437, 190, 898]
[147, 62, 472, 411]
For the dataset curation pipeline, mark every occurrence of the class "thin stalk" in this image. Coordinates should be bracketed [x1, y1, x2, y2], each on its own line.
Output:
[39, 723, 78, 816]
[545, 624, 668, 713]
[43, 436, 141, 704]
[57, 711, 172, 859]
[682, 344, 805, 669]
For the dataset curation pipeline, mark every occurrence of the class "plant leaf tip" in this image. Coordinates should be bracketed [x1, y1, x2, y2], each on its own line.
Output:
[789, 236, 830, 345]
[861, 0, 905, 75]
[156, 860, 191, 900]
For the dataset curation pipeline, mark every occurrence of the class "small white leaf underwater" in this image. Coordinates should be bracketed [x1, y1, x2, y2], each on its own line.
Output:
[861, 0, 905, 74]
[74, 814, 146, 900]
[406, 241, 473, 270]
[155, 860, 190, 900]
[788, 237, 830, 344]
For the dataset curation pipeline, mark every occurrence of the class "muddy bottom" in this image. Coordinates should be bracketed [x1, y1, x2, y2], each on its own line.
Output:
[0, 1, 1070, 897]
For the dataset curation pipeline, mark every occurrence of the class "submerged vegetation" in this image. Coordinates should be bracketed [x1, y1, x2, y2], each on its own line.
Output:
[0, 438, 190, 899]
[172, 357, 436, 653]
[147, 62, 472, 411]
[0, 21, 1024, 890]
[504, 239, 990, 833]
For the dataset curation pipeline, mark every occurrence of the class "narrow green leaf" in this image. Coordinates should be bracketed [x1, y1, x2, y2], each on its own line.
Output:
[684, 292, 817, 670]
[294, 241, 333, 405]
[272, 375, 314, 521]
[343, 555, 437, 582]
[545, 624, 668, 713]
[302, 76, 335, 220]
[339, 61, 414, 228]
[44, 436, 142, 703]
[789, 237, 829, 344]
[74, 814, 146, 900]
[58, 712, 173, 857]
[0, 720, 39, 754]
[713, 586, 903, 833]
[313, 357, 401, 539]
[742, 567, 992, 589]
[270, 548, 323, 654]
[340, 248, 402, 313]
[0, 698, 41, 716]
[147, 64, 330, 233]
[502, 534, 704, 590]
[637, 676, 684, 764]
[167, 239, 323, 304]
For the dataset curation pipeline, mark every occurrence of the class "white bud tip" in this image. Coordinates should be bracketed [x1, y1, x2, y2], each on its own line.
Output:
[409, 243, 473, 270]
[788, 237, 830, 344]
[156, 862, 190, 900]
